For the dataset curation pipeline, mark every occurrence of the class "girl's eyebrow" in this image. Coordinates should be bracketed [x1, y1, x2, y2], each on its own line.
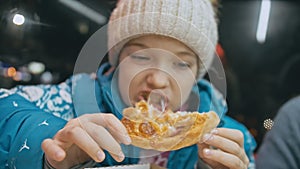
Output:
[123, 42, 148, 49]
[176, 51, 197, 58]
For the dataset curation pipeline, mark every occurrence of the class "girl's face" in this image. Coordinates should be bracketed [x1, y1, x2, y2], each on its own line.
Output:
[117, 35, 198, 111]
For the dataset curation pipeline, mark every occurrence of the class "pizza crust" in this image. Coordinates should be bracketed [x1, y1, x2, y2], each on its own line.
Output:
[121, 101, 220, 151]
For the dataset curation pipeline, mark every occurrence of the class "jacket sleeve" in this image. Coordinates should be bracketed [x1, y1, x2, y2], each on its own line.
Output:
[0, 93, 67, 169]
[256, 96, 300, 169]
[0, 77, 77, 169]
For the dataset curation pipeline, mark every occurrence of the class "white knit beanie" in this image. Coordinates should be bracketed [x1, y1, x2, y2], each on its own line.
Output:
[108, 0, 218, 79]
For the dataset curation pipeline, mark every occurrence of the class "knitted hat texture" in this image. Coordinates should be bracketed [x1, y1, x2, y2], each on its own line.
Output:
[108, 0, 218, 79]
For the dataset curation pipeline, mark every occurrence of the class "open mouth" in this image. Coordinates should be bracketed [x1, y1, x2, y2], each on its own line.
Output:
[138, 91, 150, 101]
[137, 90, 169, 112]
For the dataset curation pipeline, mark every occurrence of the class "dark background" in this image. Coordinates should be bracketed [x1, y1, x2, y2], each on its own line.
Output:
[1, 0, 300, 152]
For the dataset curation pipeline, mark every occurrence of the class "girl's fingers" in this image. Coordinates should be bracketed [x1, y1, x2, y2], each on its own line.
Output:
[202, 148, 248, 169]
[203, 133, 247, 162]
[84, 122, 125, 162]
[54, 125, 106, 162]
[79, 114, 131, 145]
[211, 128, 244, 147]
[42, 139, 66, 162]
[200, 128, 249, 166]
[44, 113, 129, 165]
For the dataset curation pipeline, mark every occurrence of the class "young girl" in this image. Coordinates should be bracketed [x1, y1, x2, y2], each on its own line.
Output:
[0, 0, 256, 168]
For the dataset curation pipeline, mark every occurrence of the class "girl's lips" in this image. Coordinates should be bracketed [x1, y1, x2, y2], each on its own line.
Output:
[136, 90, 169, 111]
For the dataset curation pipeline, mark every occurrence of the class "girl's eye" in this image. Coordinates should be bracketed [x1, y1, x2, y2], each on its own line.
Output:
[130, 55, 151, 64]
[130, 55, 150, 60]
[174, 61, 191, 70]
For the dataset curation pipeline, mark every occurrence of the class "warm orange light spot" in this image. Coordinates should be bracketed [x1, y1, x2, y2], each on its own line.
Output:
[7, 67, 17, 77]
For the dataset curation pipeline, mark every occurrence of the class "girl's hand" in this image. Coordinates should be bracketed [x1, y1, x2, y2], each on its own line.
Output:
[42, 113, 131, 169]
[197, 128, 249, 169]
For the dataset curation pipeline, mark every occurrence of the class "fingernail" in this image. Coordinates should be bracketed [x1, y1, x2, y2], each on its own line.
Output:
[210, 128, 218, 134]
[125, 136, 131, 144]
[55, 151, 64, 160]
[203, 134, 213, 142]
[118, 151, 125, 160]
[203, 148, 212, 156]
[97, 151, 105, 161]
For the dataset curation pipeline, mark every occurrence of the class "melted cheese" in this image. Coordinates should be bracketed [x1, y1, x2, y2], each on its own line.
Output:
[122, 100, 198, 138]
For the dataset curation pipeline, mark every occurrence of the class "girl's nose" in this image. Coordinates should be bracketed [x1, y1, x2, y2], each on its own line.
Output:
[146, 69, 170, 89]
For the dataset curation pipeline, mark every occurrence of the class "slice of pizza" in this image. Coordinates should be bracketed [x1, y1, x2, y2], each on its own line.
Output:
[121, 100, 220, 151]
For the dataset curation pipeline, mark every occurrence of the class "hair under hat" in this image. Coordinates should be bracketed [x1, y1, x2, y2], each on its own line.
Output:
[108, 0, 218, 79]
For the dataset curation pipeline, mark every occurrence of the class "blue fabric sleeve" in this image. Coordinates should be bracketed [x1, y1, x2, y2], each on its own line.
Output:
[0, 94, 67, 169]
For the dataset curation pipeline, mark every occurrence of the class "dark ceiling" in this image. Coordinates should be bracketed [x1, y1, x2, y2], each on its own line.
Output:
[1, 0, 300, 149]
[0, 0, 115, 77]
